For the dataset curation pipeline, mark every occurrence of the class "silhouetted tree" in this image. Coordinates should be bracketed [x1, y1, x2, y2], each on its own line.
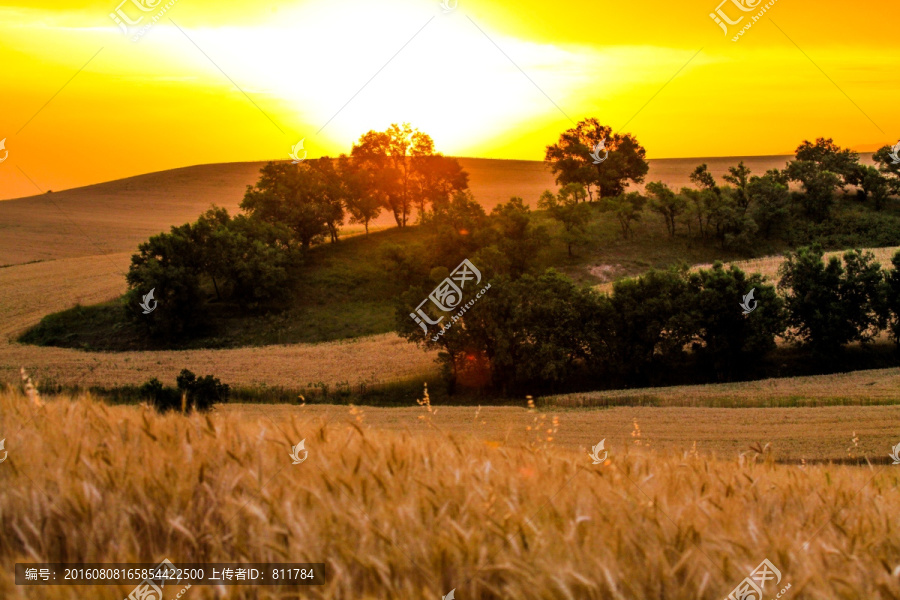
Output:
[544, 118, 649, 201]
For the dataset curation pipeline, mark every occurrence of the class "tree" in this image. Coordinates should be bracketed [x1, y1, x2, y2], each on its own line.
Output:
[544, 118, 649, 201]
[687, 263, 785, 380]
[410, 154, 469, 220]
[538, 187, 592, 256]
[351, 123, 467, 227]
[338, 154, 382, 235]
[646, 181, 685, 237]
[873, 143, 900, 195]
[778, 246, 885, 356]
[689, 163, 717, 191]
[786, 138, 858, 222]
[240, 161, 333, 250]
[600, 192, 645, 239]
[723, 161, 752, 210]
[851, 165, 891, 210]
[603, 268, 696, 383]
[748, 173, 790, 238]
[488, 197, 548, 277]
[795, 137, 859, 183]
[786, 159, 842, 222]
[883, 250, 900, 344]
[306, 157, 346, 243]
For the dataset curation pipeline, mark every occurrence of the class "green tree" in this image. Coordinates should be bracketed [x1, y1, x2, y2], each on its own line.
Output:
[689, 163, 717, 191]
[646, 181, 685, 237]
[795, 137, 860, 182]
[602, 268, 696, 383]
[544, 118, 649, 201]
[723, 161, 752, 210]
[786, 159, 842, 222]
[601, 191, 646, 239]
[338, 154, 382, 235]
[883, 250, 900, 343]
[538, 187, 592, 256]
[748, 173, 790, 238]
[778, 246, 885, 356]
[873, 143, 900, 195]
[687, 263, 785, 380]
[240, 162, 332, 250]
[488, 197, 548, 277]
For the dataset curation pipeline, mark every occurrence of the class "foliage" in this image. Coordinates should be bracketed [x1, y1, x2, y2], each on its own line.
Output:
[645, 181, 685, 237]
[351, 123, 468, 227]
[778, 246, 885, 356]
[600, 191, 646, 239]
[538, 187, 593, 256]
[686, 263, 784, 380]
[176, 368, 230, 412]
[748, 173, 790, 238]
[125, 207, 300, 339]
[544, 118, 649, 200]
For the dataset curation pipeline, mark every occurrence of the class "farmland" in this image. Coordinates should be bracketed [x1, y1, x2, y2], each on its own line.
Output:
[1, 387, 899, 599]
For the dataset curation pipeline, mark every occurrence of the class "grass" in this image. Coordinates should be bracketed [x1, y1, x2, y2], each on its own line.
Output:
[1, 387, 899, 599]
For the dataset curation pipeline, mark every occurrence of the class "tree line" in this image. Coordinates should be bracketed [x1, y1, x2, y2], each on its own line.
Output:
[125, 124, 469, 338]
[542, 119, 900, 254]
[399, 246, 900, 394]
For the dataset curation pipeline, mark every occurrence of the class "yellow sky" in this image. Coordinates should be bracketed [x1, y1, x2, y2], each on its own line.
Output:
[0, 0, 898, 199]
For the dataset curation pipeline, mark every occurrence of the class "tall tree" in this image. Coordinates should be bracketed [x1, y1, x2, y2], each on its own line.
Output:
[645, 181, 685, 237]
[351, 123, 467, 227]
[544, 118, 649, 201]
[240, 161, 333, 250]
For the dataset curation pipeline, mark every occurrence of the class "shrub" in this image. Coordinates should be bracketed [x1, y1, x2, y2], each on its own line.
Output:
[176, 369, 230, 412]
[778, 246, 885, 357]
[139, 378, 181, 413]
[687, 263, 785, 380]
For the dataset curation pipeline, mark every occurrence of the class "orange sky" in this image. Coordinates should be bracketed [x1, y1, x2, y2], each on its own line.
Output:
[0, 0, 898, 200]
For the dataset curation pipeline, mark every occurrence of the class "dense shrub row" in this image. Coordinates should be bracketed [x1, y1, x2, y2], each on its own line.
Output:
[400, 247, 900, 394]
[139, 369, 229, 413]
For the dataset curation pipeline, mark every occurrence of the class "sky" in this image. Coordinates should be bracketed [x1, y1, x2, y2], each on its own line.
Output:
[0, 0, 898, 199]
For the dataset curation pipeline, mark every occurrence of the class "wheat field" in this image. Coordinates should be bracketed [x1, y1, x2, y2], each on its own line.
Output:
[1, 387, 899, 599]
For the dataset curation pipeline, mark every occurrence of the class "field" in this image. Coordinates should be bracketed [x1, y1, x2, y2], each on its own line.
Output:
[3, 158, 900, 600]
[1, 387, 899, 599]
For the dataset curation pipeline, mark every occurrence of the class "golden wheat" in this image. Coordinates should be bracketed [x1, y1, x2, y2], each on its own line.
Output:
[1, 388, 899, 599]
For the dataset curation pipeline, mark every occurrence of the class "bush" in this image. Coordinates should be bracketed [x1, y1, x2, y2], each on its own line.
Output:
[778, 246, 885, 357]
[176, 369, 230, 412]
[687, 263, 785, 380]
[141, 370, 229, 413]
[139, 378, 182, 413]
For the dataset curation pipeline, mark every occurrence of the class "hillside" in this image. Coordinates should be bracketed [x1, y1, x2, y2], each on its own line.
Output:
[0, 155, 811, 267]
